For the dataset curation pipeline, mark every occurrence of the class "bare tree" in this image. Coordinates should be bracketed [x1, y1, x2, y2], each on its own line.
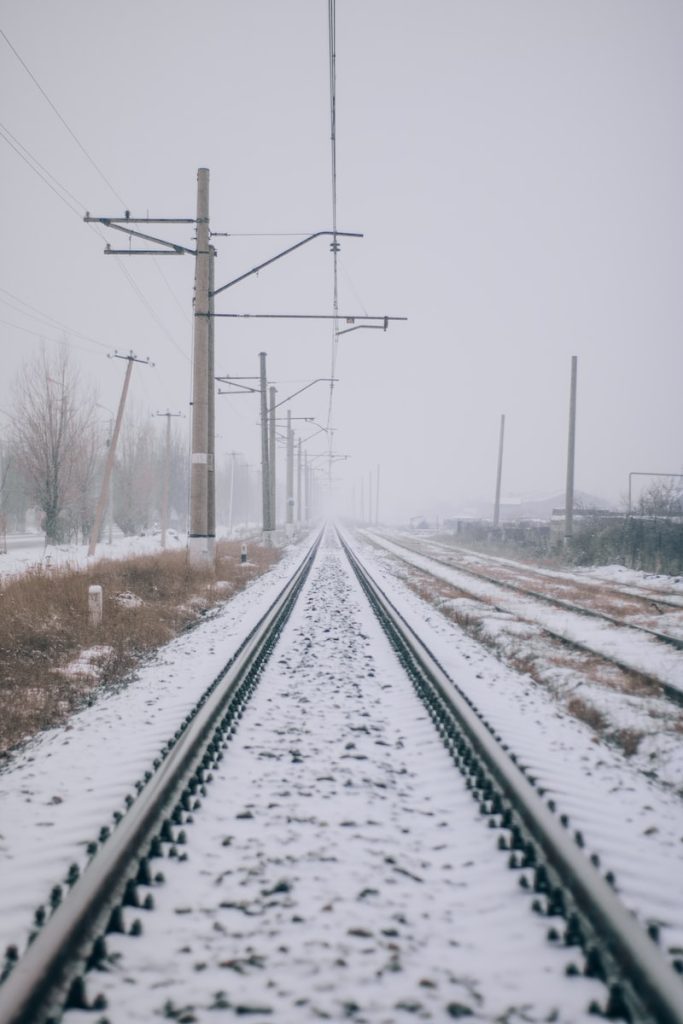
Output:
[114, 409, 156, 536]
[10, 347, 98, 544]
[636, 478, 683, 518]
[0, 439, 10, 552]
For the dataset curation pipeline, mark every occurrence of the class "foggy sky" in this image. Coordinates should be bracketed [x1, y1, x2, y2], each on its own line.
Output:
[1, 0, 682, 521]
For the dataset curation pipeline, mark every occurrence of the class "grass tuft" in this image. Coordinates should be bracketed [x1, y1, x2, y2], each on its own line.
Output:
[0, 540, 279, 757]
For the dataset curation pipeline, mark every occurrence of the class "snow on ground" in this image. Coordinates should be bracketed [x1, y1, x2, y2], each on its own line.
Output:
[0, 533, 313, 962]
[63, 531, 606, 1024]
[0, 531, 186, 581]
[348, 529, 683, 966]
[1, 524, 682, 1018]
[389, 529, 683, 603]
[360, 531, 683, 791]
[364, 531, 683, 692]
[577, 563, 683, 599]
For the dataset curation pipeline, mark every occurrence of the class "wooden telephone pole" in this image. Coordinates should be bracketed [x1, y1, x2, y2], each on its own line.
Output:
[84, 167, 215, 566]
[88, 351, 153, 557]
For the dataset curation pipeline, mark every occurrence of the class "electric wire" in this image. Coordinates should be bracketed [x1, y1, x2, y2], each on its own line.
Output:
[0, 316, 110, 359]
[0, 28, 127, 208]
[112, 256, 190, 363]
[152, 259, 192, 325]
[0, 287, 110, 350]
[0, 125, 188, 363]
[325, 0, 340, 454]
[339, 254, 369, 316]
[0, 122, 83, 218]
[1, 29, 189, 365]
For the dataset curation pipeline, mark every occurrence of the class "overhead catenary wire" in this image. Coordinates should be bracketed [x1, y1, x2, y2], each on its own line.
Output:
[0, 127, 189, 363]
[0, 28, 127, 209]
[0, 122, 84, 218]
[0, 28, 189, 365]
[112, 256, 190, 363]
[325, 0, 340, 447]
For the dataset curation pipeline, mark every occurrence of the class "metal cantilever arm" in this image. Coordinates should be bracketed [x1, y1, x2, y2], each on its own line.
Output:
[104, 222, 196, 255]
[273, 378, 337, 411]
[84, 217, 196, 255]
[336, 318, 389, 336]
[211, 231, 363, 298]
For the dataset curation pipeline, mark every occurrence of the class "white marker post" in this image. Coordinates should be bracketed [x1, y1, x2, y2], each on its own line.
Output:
[88, 585, 103, 626]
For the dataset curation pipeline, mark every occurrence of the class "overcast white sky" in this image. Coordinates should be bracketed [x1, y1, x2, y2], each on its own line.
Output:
[1, 0, 682, 520]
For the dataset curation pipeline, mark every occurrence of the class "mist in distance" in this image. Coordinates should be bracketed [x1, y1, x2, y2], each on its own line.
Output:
[1, 0, 681, 525]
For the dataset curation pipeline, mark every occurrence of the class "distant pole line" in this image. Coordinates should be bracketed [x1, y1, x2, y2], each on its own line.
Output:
[493, 414, 505, 528]
[564, 356, 578, 541]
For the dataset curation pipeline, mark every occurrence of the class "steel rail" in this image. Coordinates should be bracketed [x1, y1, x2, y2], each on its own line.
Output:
[433, 539, 683, 613]
[381, 532, 683, 652]
[339, 529, 683, 1024]
[367, 532, 683, 707]
[0, 531, 322, 1024]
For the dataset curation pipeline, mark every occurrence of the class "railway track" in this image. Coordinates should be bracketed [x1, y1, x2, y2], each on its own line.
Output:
[363, 530, 683, 704]
[399, 534, 683, 613]
[0, 527, 682, 1023]
[374, 532, 683, 646]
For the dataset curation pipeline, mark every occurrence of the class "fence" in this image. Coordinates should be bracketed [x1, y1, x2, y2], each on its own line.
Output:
[441, 516, 683, 575]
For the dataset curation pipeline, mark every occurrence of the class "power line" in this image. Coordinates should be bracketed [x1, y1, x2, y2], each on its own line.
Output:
[0, 28, 127, 208]
[339, 254, 369, 316]
[0, 122, 188, 361]
[0, 287, 110, 350]
[0, 119, 86, 213]
[0, 123, 83, 218]
[325, 0, 341, 442]
[152, 258, 191, 325]
[1, 133, 189, 363]
[112, 256, 190, 363]
[0, 29, 188, 362]
[0, 316, 107, 358]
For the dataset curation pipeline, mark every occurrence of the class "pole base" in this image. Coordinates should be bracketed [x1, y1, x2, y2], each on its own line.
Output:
[188, 535, 215, 566]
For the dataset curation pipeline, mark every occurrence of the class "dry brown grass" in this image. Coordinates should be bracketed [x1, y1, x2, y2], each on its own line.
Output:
[610, 728, 643, 757]
[566, 696, 609, 733]
[0, 540, 279, 757]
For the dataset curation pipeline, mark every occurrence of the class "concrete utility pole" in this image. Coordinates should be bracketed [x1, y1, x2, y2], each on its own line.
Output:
[189, 167, 214, 566]
[84, 168, 214, 567]
[226, 451, 238, 537]
[89, 351, 152, 558]
[154, 410, 183, 549]
[207, 244, 216, 549]
[259, 352, 272, 538]
[375, 464, 380, 526]
[565, 356, 578, 541]
[297, 439, 302, 526]
[286, 410, 294, 536]
[269, 385, 277, 532]
[360, 477, 365, 523]
[304, 453, 310, 523]
[493, 413, 506, 528]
